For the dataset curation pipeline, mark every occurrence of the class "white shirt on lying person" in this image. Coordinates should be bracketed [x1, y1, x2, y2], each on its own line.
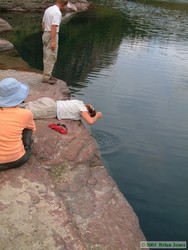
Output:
[21, 97, 87, 120]
[56, 99, 88, 120]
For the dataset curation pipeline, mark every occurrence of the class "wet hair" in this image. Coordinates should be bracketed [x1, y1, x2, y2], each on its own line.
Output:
[88, 106, 96, 117]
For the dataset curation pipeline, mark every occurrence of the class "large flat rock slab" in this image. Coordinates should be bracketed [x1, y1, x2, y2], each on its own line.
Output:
[0, 69, 147, 249]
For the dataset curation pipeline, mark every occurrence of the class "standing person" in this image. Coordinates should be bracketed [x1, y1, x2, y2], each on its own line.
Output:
[0, 78, 36, 171]
[42, 0, 68, 85]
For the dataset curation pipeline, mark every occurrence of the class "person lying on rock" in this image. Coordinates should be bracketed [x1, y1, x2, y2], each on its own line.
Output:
[0, 78, 36, 171]
[20, 97, 103, 125]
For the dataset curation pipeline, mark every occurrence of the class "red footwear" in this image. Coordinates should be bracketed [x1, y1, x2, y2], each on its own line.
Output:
[48, 123, 68, 134]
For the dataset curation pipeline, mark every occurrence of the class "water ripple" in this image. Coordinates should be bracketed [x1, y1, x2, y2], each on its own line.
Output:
[92, 129, 121, 155]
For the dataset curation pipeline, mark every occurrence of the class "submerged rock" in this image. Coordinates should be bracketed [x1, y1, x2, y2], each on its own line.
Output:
[0, 69, 148, 249]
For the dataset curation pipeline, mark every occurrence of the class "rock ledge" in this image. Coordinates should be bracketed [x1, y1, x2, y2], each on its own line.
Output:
[0, 69, 147, 250]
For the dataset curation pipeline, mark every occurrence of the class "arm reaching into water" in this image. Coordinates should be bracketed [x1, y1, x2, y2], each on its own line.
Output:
[81, 111, 103, 125]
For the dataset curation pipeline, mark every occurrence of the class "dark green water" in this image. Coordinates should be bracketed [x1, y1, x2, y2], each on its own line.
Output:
[1, 0, 188, 243]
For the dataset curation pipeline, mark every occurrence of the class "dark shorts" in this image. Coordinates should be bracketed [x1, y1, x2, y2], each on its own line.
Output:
[0, 151, 30, 171]
[0, 129, 33, 171]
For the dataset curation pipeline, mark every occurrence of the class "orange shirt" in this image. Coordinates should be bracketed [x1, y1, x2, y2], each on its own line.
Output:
[0, 107, 36, 164]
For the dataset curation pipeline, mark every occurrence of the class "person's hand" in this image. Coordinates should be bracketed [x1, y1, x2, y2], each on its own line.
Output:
[96, 112, 103, 119]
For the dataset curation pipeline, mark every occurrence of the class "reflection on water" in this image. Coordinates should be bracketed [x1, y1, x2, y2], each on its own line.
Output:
[0, 7, 125, 88]
[1, 0, 188, 243]
[129, 0, 188, 10]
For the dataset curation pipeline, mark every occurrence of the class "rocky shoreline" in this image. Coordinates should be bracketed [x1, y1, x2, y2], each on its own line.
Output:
[0, 0, 89, 12]
[0, 15, 147, 250]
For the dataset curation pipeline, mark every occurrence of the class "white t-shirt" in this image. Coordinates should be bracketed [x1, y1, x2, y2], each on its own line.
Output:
[43, 5, 62, 33]
[57, 100, 88, 120]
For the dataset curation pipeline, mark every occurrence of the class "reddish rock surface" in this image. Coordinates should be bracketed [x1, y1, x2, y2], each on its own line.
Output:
[0, 69, 147, 250]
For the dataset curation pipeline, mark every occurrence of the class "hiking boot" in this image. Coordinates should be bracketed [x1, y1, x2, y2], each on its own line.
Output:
[51, 76, 58, 81]
[42, 77, 57, 85]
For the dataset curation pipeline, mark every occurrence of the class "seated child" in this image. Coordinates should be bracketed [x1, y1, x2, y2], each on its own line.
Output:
[0, 78, 36, 171]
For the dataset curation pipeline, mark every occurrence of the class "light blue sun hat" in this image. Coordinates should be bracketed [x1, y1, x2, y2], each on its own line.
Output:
[0, 78, 29, 107]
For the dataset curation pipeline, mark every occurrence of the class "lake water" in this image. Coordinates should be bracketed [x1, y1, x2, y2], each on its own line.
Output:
[1, 0, 188, 243]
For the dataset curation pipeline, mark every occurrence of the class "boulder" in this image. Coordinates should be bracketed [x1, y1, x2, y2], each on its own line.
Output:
[0, 69, 148, 250]
[0, 18, 12, 32]
[0, 38, 14, 52]
[0, 18, 14, 53]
